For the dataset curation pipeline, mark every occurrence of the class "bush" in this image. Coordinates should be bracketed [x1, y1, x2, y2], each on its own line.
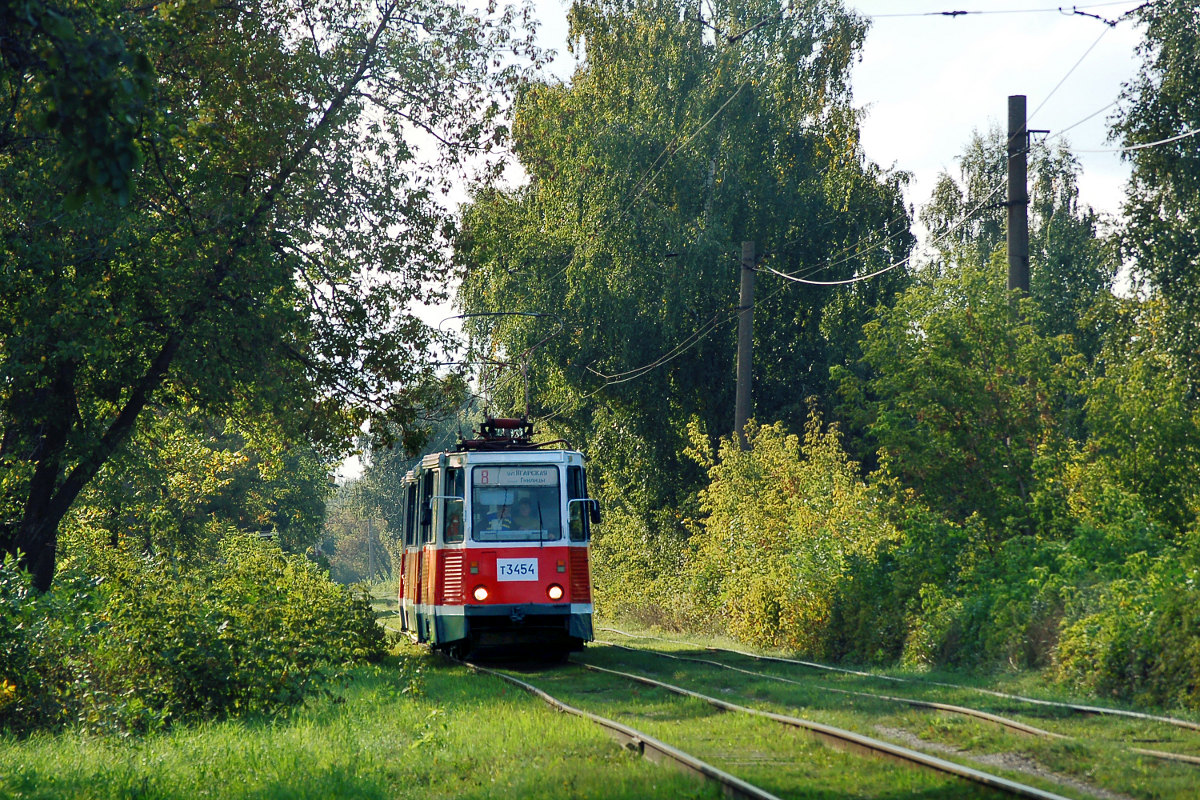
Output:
[0, 532, 384, 736]
[590, 505, 695, 629]
[1055, 538, 1200, 710]
[684, 412, 897, 655]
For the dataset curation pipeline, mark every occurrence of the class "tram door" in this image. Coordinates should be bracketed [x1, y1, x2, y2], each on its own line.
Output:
[401, 480, 419, 632]
[416, 470, 436, 640]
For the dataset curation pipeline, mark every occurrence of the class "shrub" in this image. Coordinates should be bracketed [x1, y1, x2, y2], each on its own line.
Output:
[1055, 538, 1200, 710]
[590, 505, 695, 629]
[0, 555, 106, 732]
[685, 412, 897, 655]
[0, 532, 384, 736]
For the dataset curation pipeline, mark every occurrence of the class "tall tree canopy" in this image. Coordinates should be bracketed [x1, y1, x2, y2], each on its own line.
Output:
[0, 0, 534, 588]
[456, 0, 912, 513]
[1113, 0, 1200, 384]
[919, 131, 1114, 359]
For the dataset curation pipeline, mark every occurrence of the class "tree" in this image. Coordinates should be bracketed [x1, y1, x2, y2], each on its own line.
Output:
[919, 130, 1007, 267]
[1, 0, 534, 589]
[356, 389, 480, 539]
[1083, 297, 1200, 533]
[842, 253, 1083, 537]
[920, 131, 1114, 358]
[455, 0, 912, 516]
[1112, 0, 1200, 386]
[321, 480, 390, 585]
[70, 410, 334, 560]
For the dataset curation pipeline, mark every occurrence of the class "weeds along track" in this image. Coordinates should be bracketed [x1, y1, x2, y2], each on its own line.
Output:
[590, 630, 1200, 798]
[463, 661, 784, 800]
[597, 639, 1200, 768]
[599, 628, 1200, 734]
[598, 640, 1068, 740]
[466, 655, 1078, 800]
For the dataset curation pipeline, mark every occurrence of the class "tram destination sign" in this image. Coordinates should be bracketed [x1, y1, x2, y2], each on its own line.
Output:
[473, 466, 558, 486]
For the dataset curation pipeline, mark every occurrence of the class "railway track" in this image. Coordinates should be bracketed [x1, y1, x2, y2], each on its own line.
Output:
[599, 627, 1200, 734]
[597, 638, 1200, 768]
[464, 661, 784, 800]
[464, 654, 1083, 799]
[584, 629, 1200, 796]
[384, 615, 1197, 797]
[597, 640, 1067, 739]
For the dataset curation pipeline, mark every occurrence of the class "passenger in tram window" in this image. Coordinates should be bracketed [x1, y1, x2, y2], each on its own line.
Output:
[486, 503, 513, 530]
[512, 497, 539, 530]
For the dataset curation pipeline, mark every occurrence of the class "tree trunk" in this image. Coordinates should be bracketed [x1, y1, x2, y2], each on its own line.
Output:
[1, 333, 181, 590]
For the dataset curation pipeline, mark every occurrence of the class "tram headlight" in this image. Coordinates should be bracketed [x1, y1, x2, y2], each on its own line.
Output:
[473, 585, 489, 602]
[547, 583, 565, 601]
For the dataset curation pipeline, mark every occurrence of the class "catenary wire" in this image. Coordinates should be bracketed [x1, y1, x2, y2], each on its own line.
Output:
[1047, 99, 1118, 142]
[543, 174, 1004, 397]
[1027, 24, 1113, 125]
[1074, 126, 1200, 152]
[761, 180, 1006, 286]
[616, 81, 749, 223]
[493, 3, 1159, 407]
[870, 1, 1149, 19]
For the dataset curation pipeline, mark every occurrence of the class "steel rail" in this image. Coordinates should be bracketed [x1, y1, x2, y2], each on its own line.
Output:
[574, 660, 1075, 800]
[459, 660, 784, 800]
[597, 640, 1065, 739]
[599, 640, 1200, 768]
[599, 627, 1200, 733]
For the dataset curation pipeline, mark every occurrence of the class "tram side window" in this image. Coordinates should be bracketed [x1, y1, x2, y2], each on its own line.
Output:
[443, 467, 464, 543]
[568, 466, 589, 542]
[420, 471, 435, 544]
[404, 483, 418, 547]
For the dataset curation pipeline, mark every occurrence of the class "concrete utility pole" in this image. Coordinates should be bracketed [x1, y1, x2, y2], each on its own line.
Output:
[1007, 95, 1030, 295]
[734, 240, 755, 449]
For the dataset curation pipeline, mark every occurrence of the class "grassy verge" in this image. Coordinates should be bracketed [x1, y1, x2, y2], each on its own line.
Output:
[0, 643, 718, 800]
[591, 622, 1200, 799]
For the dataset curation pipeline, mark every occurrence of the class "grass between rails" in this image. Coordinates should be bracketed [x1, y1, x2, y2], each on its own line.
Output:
[0, 641, 718, 800]
[590, 625, 1200, 800]
[6, 607, 1197, 800]
[510, 659, 1009, 799]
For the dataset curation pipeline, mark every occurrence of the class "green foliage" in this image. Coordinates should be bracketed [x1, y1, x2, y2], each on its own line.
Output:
[0, 0, 153, 206]
[1, 0, 534, 589]
[355, 389, 479, 546]
[321, 480, 391, 586]
[1113, 0, 1200, 386]
[590, 504, 693, 626]
[1056, 536, 1200, 708]
[919, 131, 1115, 363]
[883, 445, 1184, 675]
[684, 412, 896, 654]
[456, 0, 912, 524]
[841, 252, 1084, 536]
[0, 533, 383, 736]
[67, 410, 334, 561]
[1082, 298, 1200, 533]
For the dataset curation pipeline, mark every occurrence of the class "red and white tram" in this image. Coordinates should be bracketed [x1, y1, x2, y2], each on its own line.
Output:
[396, 418, 599, 657]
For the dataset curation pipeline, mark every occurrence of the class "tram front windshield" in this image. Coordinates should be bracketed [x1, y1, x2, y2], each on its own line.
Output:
[471, 466, 562, 542]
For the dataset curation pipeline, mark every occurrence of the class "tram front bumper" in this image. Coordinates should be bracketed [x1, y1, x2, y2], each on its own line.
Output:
[458, 603, 593, 646]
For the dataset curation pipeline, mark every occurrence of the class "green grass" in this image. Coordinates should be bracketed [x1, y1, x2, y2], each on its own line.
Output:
[514, 661, 1008, 799]
[0, 646, 719, 800]
[9, 613, 1197, 800]
[589, 623, 1200, 800]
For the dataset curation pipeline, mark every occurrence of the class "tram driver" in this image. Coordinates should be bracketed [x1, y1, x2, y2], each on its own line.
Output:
[486, 503, 513, 530]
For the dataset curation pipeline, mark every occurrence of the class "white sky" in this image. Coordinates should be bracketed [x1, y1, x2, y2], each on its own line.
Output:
[848, 0, 1143, 223]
